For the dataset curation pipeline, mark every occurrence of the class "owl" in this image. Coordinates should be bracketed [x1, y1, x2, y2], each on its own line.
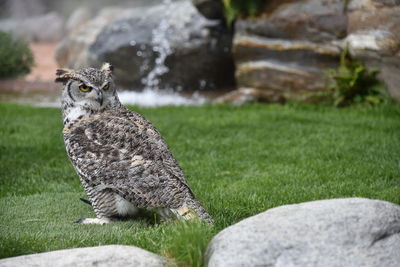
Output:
[55, 63, 213, 224]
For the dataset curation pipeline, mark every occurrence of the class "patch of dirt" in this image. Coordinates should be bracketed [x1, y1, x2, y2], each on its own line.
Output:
[26, 43, 59, 82]
[0, 42, 61, 92]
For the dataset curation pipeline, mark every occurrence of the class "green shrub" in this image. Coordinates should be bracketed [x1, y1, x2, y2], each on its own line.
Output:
[324, 46, 388, 107]
[222, 0, 265, 27]
[0, 31, 34, 78]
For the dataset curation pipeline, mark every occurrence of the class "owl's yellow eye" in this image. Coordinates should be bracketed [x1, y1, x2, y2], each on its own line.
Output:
[102, 83, 110, 90]
[79, 84, 92, 92]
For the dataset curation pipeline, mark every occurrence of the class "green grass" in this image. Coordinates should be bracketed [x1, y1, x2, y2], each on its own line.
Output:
[1, 102, 400, 266]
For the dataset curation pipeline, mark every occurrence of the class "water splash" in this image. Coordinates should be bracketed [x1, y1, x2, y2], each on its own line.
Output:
[141, 0, 174, 91]
[118, 0, 211, 107]
[118, 90, 206, 107]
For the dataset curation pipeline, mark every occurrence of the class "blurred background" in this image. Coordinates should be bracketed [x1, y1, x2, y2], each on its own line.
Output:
[0, 0, 399, 107]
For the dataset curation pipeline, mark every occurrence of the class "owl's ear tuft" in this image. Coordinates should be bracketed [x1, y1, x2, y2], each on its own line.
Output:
[101, 62, 113, 73]
[55, 68, 74, 84]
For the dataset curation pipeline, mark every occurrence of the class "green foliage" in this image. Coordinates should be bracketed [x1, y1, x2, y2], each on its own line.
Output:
[0, 31, 34, 78]
[222, 0, 265, 27]
[1, 102, 400, 265]
[325, 46, 388, 107]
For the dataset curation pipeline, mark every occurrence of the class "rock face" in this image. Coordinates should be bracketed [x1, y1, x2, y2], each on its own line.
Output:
[234, 35, 341, 101]
[206, 198, 400, 267]
[346, 0, 400, 100]
[0, 245, 169, 267]
[55, 0, 400, 98]
[233, 0, 345, 102]
[233, 0, 400, 103]
[236, 0, 347, 43]
[56, 1, 234, 91]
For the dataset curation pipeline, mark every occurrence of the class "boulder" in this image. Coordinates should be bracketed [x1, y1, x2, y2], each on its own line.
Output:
[88, 1, 234, 90]
[56, 1, 235, 91]
[206, 198, 400, 267]
[232, 0, 346, 102]
[0, 245, 169, 267]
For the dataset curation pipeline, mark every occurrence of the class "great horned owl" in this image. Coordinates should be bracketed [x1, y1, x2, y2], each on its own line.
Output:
[55, 63, 213, 224]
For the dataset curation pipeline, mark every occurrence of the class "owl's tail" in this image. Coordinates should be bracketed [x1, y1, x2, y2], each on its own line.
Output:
[173, 199, 214, 224]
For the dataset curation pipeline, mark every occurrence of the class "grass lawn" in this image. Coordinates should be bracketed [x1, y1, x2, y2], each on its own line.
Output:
[1, 102, 399, 266]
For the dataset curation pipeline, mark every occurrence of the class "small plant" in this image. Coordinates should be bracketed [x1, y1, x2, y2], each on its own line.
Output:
[222, 0, 265, 27]
[325, 46, 388, 107]
[0, 31, 34, 78]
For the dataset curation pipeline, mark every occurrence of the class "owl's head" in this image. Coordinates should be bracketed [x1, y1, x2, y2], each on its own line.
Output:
[56, 63, 121, 112]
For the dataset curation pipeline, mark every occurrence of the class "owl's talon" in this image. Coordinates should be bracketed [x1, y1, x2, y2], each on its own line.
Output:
[75, 218, 85, 223]
[74, 217, 112, 225]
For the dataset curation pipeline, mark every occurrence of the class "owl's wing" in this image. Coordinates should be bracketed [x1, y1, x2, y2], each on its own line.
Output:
[65, 108, 192, 209]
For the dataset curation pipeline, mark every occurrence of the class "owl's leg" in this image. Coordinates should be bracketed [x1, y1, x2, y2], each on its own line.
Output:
[75, 190, 126, 224]
[74, 217, 113, 225]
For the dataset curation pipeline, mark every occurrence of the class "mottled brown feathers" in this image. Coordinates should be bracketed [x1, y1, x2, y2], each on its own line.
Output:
[59, 64, 213, 224]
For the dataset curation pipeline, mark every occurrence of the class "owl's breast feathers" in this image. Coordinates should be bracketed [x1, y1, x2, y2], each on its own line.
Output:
[64, 107, 192, 209]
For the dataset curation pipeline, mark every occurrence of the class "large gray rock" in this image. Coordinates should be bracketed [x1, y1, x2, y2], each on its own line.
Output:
[88, 1, 234, 90]
[206, 198, 400, 267]
[0, 245, 169, 267]
[56, 1, 234, 91]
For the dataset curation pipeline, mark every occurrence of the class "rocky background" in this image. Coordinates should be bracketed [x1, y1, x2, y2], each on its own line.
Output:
[1, 0, 399, 99]
[230, 0, 400, 103]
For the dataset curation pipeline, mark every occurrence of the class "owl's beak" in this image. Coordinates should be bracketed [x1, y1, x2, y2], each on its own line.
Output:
[97, 90, 104, 106]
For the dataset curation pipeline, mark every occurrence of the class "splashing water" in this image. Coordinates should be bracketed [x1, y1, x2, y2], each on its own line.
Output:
[141, 0, 174, 91]
[121, 0, 209, 107]
[118, 90, 206, 107]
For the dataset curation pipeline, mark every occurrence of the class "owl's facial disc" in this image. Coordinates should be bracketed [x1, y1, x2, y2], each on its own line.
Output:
[76, 81, 104, 107]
